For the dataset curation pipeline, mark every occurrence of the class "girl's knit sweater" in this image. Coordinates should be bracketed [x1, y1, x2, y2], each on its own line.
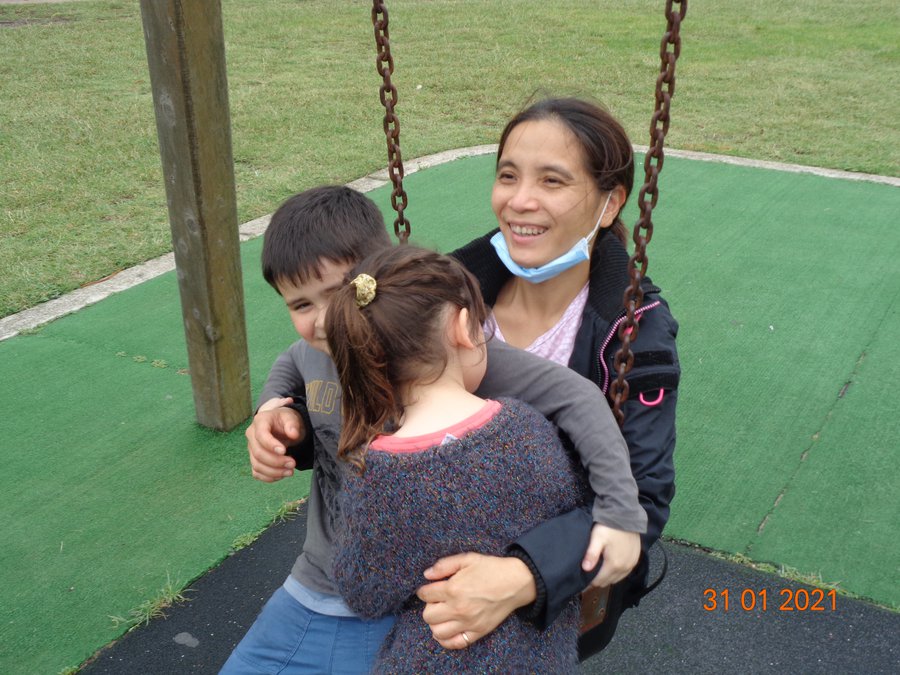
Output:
[333, 398, 589, 674]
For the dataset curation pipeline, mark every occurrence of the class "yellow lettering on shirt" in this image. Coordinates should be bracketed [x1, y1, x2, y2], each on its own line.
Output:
[306, 380, 339, 414]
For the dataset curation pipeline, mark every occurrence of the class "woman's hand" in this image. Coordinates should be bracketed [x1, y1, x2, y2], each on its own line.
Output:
[416, 553, 537, 649]
[245, 398, 304, 482]
[582, 523, 640, 588]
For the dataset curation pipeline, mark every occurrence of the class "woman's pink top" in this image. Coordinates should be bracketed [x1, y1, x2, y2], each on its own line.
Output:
[484, 283, 588, 367]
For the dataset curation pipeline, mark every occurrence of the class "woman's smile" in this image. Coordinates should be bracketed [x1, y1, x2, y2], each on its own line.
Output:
[508, 221, 548, 238]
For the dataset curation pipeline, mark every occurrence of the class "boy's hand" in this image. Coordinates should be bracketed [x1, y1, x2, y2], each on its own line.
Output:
[416, 553, 536, 650]
[245, 398, 305, 482]
[582, 524, 640, 588]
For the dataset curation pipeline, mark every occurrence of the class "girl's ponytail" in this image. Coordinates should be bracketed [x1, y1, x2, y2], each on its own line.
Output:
[326, 246, 487, 473]
[327, 274, 400, 473]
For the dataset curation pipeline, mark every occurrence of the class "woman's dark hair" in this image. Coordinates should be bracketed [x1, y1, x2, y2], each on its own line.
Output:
[326, 245, 488, 473]
[497, 97, 634, 247]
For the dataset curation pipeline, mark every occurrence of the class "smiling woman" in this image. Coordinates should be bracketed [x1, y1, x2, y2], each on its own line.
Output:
[487, 100, 635, 351]
[491, 121, 627, 272]
[489, 120, 617, 286]
[452, 96, 681, 657]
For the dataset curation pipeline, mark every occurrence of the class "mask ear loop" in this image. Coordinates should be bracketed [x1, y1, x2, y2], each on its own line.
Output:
[586, 192, 614, 248]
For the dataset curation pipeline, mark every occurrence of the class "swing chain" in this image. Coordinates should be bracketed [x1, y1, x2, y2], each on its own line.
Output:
[372, 1, 410, 244]
[610, 0, 686, 426]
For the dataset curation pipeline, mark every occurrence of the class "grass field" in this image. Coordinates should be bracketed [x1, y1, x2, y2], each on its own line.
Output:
[1, 0, 898, 318]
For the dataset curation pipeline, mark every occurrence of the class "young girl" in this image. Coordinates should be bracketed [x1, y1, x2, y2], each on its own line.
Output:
[326, 246, 589, 673]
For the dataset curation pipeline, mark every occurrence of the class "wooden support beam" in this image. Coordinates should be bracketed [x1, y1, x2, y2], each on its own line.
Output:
[140, 0, 251, 431]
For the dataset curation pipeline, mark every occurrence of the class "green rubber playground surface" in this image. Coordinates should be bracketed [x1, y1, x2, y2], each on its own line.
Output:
[1, 153, 898, 673]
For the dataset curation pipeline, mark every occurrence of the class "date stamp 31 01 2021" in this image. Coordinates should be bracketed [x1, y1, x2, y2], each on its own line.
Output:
[703, 588, 838, 613]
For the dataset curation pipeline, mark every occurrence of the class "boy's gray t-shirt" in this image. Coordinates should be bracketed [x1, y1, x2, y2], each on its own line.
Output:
[260, 338, 646, 597]
[267, 340, 345, 595]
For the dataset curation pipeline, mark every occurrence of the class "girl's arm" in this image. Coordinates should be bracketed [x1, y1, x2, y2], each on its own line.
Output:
[478, 340, 646, 533]
[421, 340, 645, 632]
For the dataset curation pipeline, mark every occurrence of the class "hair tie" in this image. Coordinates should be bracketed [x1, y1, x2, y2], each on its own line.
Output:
[351, 273, 377, 308]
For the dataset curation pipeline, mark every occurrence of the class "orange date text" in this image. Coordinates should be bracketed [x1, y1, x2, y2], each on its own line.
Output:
[702, 588, 837, 612]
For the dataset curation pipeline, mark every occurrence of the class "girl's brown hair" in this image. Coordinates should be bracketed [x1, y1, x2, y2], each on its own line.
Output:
[326, 246, 488, 473]
[497, 97, 635, 247]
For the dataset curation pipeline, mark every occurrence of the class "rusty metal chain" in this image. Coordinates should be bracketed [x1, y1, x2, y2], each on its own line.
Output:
[371, 1, 410, 244]
[609, 0, 686, 427]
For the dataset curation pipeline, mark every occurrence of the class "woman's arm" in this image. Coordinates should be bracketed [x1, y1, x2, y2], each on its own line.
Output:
[620, 390, 678, 550]
[606, 295, 680, 551]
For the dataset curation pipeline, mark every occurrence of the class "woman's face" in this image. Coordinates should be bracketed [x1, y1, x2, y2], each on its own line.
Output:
[491, 118, 613, 270]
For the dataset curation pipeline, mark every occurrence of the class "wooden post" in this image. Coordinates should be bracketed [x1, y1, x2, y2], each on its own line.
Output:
[140, 0, 251, 430]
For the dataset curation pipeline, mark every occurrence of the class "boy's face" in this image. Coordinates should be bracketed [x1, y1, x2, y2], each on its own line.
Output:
[277, 259, 353, 355]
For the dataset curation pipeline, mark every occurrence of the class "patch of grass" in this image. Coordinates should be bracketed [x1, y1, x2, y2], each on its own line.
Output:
[1, 0, 897, 318]
[231, 498, 305, 551]
[230, 531, 262, 552]
[270, 497, 305, 523]
[108, 572, 190, 630]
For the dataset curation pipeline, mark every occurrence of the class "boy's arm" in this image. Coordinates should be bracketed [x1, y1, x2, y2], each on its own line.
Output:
[257, 346, 304, 408]
[246, 406, 306, 481]
[246, 345, 315, 480]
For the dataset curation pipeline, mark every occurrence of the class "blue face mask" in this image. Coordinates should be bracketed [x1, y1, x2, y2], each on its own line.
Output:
[490, 193, 612, 284]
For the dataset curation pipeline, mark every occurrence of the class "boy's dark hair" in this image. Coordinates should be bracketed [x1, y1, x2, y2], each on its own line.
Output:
[326, 246, 488, 473]
[262, 185, 392, 291]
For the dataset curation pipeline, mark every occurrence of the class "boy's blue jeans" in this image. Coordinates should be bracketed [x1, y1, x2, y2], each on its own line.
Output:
[219, 586, 396, 674]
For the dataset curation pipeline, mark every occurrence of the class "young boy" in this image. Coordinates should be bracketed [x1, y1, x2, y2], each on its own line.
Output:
[221, 185, 645, 673]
